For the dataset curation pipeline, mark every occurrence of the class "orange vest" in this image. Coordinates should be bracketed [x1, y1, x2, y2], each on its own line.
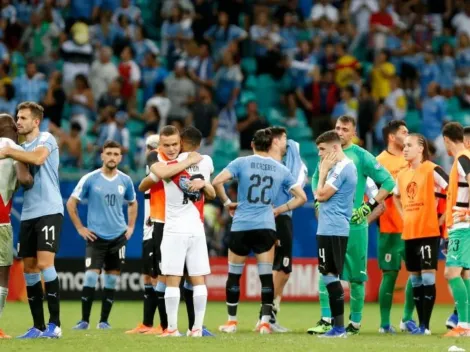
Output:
[397, 160, 440, 240]
[446, 149, 470, 229]
[376, 150, 408, 233]
[149, 149, 170, 222]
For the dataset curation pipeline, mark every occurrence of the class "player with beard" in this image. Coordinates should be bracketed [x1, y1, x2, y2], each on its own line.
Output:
[67, 140, 138, 330]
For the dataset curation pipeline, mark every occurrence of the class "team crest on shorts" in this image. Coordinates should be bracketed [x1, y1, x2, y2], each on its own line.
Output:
[118, 185, 124, 195]
[283, 257, 290, 267]
[85, 257, 91, 268]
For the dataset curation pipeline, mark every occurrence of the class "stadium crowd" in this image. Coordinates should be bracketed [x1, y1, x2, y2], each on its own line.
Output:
[1, 0, 469, 254]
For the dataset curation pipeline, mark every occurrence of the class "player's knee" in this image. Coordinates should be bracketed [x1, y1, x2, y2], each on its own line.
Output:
[410, 274, 423, 287]
[444, 267, 460, 280]
[36, 260, 52, 271]
[84, 270, 99, 288]
[103, 273, 118, 290]
[24, 272, 41, 286]
[421, 272, 435, 286]
[226, 262, 243, 293]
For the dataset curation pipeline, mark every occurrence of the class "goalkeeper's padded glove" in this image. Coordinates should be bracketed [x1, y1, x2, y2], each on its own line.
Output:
[351, 199, 379, 224]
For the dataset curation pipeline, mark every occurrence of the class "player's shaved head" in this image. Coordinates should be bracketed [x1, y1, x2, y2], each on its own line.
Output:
[181, 126, 202, 151]
[0, 113, 18, 143]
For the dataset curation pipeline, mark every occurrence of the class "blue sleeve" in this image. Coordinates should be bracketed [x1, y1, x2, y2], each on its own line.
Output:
[225, 158, 243, 179]
[72, 174, 91, 201]
[204, 25, 216, 38]
[38, 133, 58, 154]
[124, 176, 136, 202]
[230, 25, 245, 40]
[439, 99, 447, 122]
[326, 165, 347, 190]
[282, 167, 296, 191]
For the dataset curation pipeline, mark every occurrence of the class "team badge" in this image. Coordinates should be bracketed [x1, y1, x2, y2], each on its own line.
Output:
[118, 185, 124, 195]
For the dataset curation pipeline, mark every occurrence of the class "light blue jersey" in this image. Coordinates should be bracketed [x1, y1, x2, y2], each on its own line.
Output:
[72, 169, 136, 240]
[317, 158, 357, 237]
[226, 155, 296, 232]
[273, 139, 307, 217]
[21, 132, 63, 220]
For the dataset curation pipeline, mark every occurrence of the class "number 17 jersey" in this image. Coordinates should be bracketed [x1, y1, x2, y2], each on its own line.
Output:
[226, 155, 296, 232]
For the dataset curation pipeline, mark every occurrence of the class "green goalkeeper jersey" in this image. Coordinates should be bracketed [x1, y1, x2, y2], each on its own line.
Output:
[312, 143, 395, 229]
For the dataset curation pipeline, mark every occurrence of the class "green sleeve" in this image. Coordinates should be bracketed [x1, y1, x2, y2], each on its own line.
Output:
[311, 163, 319, 193]
[363, 150, 395, 192]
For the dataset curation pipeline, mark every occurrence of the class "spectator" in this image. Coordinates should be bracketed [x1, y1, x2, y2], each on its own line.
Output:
[161, 6, 193, 65]
[57, 121, 82, 167]
[38, 0, 65, 31]
[318, 41, 337, 72]
[118, 45, 141, 104]
[335, 42, 361, 88]
[15, 0, 33, 28]
[115, 13, 136, 44]
[357, 83, 377, 149]
[456, 33, 470, 87]
[100, 0, 121, 12]
[91, 11, 119, 48]
[112, 0, 142, 25]
[0, 62, 11, 85]
[369, 0, 394, 52]
[89, 46, 119, 102]
[439, 43, 456, 98]
[141, 52, 169, 103]
[310, 0, 339, 24]
[274, 0, 304, 26]
[68, 73, 95, 134]
[142, 106, 161, 136]
[1, 0, 16, 24]
[13, 61, 48, 102]
[213, 51, 242, 109]
[68, 0, 101, 23]
[164, 59, 196, 123]
[191, 0, 214, 41]
[452, 0, 470, 38]
[279, 12, 299, 58]
[237, 100, 269, 154]
[311, 68, 339, 117]
[371, 49, 395, 101]
[186, 86, 218, 155]
[42, 71, 66, 127]
[419, 50, 441, 98]
[60, 21, 93, 94]
[410, 4, 433, 47]
[331, 85, 359, 122]
[160, 0, 195, 19]
[187, 40, 215, 87]
[145, 82, 171, 132]
[0, 81, 15, 115]
[98, 78, 127, 113]
[384, 76, 407, 120]
[132, 24, 159, 67]
[349, 0, 378, 34]
[204, 10, 247, 59]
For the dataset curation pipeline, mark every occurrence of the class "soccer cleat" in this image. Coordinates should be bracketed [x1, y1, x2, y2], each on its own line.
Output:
[446, 313, 459, 330]
[444, 326, 469, 337]
[346, 322, 360, 335]
[270, 322, 289, 333]
[202, 326, 215, 336]
[318, 326, 347, 338]
[411, 326, 430, 335]
[160, 329, 183, 337]
[219, 320, 237, 333]
[400, 319, 418, 333]
[259, 322, 271, 334]
[97, 322, 112, 329]
[307, 319, 332, 335]
[72, 321, 89, 330]
[190, 329, 202, 337]
[125, 323, 152, 334]
[143, 325, 163, 335]
[16, 327, 43, 339]
[41, 323, 62, 339]
[0, 329, 11, 339]
[378, 325, 396, 334]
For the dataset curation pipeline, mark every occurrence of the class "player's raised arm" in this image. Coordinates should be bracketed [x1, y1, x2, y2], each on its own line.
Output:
[15, 162, 33, 189]
[151, 152, 203, 179]
[315, 153, 339, 202]
[0, 143, 49, 166]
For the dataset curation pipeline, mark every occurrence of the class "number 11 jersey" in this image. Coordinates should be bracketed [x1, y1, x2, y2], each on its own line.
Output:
[225, 155, 296, 232]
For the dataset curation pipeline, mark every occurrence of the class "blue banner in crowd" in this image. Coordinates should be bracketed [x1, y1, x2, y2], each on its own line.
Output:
[11, 182, 380, 259]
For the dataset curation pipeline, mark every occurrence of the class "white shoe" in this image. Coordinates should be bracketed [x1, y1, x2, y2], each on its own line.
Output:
[160, 329, 183, 337]
[424, 329, 431, 335]
[270, 322, 289, 333]
[219, 321, 237, 333]
[190, 329, 203, 337]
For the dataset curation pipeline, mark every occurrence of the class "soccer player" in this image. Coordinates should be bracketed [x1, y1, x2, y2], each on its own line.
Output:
[0, 102, 64, 339]
[213, 128, 307, 334]
[0, 114, 34, 339]
[375, 120, 417, 333]
[309, 115, 395, 335]
[441, 122, 470, 337]
[151, 126, 216, 337]
[67, 140, 137, 329]
[255, 126, 307, 332]
[315, 130, 358, 338]
[394, 133, 448, 335]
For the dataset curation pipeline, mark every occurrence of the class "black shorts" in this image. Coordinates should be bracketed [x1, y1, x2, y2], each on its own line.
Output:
[273, 215, 293, 273]
[404, 237, 440, 272]
[316, 235, 348, 276]
[85, 233, 127, 272]
[18, 213, 63, 258]
[229, 229, 277, 256]
[142, 222, 164, 277]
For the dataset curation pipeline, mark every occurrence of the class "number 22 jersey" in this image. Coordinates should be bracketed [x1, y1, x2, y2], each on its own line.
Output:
[225, 155, 296, 232]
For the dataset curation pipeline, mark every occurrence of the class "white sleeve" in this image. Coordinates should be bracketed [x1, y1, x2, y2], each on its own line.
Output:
[393, 177, 400, 195]
[131, 61, 141, 83]
[365, 177, 379, 199]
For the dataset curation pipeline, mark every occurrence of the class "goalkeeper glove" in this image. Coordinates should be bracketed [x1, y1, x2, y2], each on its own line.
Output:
[351, 199, 378, 224]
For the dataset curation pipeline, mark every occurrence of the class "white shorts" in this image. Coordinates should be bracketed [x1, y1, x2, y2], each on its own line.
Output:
[160, 234, 210, 276]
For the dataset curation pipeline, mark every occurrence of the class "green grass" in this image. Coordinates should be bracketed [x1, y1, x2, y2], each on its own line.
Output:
[1, 301, 469, 351]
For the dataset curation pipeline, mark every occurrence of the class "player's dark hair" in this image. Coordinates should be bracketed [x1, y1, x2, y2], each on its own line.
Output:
[463, 126, 470, 136]
[408, 133, 430, 162]
[315, 130, 341, 145]
[0, 113, 18, 143]
[337, 115, 356, 128]
[252, 128, 273, 152]
[181, 126, 202, 147]
[102, 140, 122, 152]
[159, 125, 179, 137]
[268, 126, 287, 139]
[442, 122, 464, 143]
[17, 101, 44, 121]
[382, 120, 407, 146]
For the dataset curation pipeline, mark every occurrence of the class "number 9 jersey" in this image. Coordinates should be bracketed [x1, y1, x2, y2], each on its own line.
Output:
[226, 155, 296, 232]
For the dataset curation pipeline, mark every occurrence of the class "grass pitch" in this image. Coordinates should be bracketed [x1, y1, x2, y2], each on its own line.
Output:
[1, 301, 469, 352]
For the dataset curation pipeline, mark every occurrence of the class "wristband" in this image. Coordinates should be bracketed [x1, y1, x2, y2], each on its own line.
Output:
[149, 172, 158, 182]
[224, 199, 232, 207]
[367, 198, 378, 210]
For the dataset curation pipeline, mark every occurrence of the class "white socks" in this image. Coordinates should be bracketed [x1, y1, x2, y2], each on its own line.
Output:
[164, 286, 180, 331]
[192, 285, 208, 331]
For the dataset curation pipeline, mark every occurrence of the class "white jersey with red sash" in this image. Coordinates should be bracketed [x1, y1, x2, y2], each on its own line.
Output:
[0, 138, 22, 225]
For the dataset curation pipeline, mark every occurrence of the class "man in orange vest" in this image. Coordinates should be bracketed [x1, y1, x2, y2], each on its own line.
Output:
[394, 133, 448, 335]
[442, 122, 470, 337]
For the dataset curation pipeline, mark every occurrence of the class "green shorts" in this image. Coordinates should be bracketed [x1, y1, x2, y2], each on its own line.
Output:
[378, 233, 405, 271]
[0, 225, 13, 266]
[341, 226, 368, 283]
[446, 228, 470, 268]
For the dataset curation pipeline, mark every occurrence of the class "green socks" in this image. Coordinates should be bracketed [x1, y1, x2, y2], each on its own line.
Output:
[319, 278, 331, 318]
[379, 271, 398, 327]
[463, 278, 470, 324]
[449, 277, 469, 324]
[350, 282, 365, 324]
[403, 276, 415, 322]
